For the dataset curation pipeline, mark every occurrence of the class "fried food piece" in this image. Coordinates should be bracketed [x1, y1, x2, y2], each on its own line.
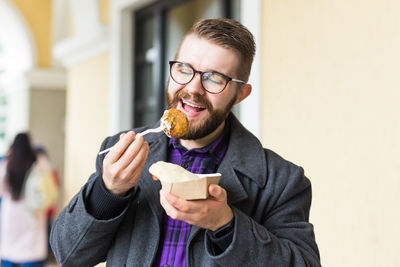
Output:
[161, 109, 189, 138]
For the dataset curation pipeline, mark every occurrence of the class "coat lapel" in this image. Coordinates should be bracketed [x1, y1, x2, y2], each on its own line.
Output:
[188, 155, 249, 241]
[189, 113, 267, 240]
[217, 113, 268, 204]
[138, 129, 169, 224]
[225, 113, 268, 189]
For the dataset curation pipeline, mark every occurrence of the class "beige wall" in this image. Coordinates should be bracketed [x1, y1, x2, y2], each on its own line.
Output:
[261, 0, 400, 266]
[29, 88, 65, 183]
[64, 53, 109, 201]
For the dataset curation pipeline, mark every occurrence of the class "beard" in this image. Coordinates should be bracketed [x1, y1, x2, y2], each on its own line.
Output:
[166, 89, 237, 140]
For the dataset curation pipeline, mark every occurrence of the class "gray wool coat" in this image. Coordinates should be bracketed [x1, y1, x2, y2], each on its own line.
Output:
[50, 113, 321, 267]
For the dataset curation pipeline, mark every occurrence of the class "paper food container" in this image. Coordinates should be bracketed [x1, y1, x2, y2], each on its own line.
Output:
[160, 173, 221, 200]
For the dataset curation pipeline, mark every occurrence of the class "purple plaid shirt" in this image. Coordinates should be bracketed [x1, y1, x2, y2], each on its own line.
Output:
[152, 130, 229, 267]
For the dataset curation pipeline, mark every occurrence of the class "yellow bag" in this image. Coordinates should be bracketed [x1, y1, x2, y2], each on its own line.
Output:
[24, 163, 58, 214]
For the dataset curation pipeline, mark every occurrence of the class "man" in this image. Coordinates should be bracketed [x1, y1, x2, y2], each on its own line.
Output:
[50, 18, 321, 266]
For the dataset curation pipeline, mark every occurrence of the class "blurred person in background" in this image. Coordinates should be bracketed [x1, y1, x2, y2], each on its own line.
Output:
[0, 148, 10, 258]
[0, 133, 48, 267]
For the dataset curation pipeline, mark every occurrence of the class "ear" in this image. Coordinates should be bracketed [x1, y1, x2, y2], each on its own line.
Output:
[234, 84, 252, 105]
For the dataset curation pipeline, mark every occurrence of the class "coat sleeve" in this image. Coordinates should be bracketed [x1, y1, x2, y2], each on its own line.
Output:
[205, 150, 321, 267]
[49, 136, 134, 267]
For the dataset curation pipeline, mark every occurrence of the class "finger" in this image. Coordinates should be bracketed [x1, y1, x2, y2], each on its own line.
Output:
[112, 134, 144, 171]
[160, 190, 180, 220]
[135, 141, 149, 170]
[121, 141, 149, 181]
[208, 184, 226, 201]
[105, 131, 136, 163]
[163, 190, 192, 213]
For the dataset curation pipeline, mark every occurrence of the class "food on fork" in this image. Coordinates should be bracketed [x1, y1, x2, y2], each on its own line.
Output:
[161, 108, 189, 138]
[98, 109, 188, 155]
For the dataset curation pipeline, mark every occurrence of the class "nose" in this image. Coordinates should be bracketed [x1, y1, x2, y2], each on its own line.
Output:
[184, 72, 206, 95]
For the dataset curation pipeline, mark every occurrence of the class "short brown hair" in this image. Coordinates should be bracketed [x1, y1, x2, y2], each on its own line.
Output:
[179, 18, 255, 82]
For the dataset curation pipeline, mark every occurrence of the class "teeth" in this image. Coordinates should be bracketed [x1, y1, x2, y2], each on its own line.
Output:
[182, 100, 203, 109]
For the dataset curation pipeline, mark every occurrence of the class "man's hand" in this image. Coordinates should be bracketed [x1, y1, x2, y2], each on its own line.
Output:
[102, 131, 149, 196]
[159, 184, 233, 231]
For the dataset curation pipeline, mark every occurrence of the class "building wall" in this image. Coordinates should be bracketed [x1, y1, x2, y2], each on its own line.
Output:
[261, 0, 400, 266]
[29, 88, 65, 186]
[64, 52, 109, 200]
[11, 0, 51, 67]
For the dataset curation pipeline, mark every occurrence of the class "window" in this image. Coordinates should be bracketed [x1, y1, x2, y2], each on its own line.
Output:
[132, 0, 237, 127]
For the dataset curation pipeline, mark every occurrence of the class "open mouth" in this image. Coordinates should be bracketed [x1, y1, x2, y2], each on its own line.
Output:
[181, 99, 206, 113]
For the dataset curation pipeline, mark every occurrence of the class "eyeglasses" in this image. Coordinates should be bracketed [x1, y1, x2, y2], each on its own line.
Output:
[169, 61, 246, 94]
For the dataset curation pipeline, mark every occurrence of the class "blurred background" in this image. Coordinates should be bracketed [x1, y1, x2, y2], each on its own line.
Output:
[0, 0, 399, 266]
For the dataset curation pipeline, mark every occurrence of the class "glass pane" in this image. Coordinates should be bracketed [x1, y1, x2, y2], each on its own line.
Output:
[134, 15, 159, 127]
[164, 0, 223, 84]
[135, 62, 156, 126]
[136, 16, 154, 56]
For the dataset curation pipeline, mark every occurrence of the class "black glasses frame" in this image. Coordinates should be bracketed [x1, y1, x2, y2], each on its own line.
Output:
[169, 61, 245, 94]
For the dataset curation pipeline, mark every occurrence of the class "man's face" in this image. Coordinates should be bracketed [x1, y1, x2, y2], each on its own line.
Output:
[166, 34, 241, 140]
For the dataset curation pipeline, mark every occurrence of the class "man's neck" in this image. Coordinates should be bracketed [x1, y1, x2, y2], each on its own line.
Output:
[179, 122, 225, 150]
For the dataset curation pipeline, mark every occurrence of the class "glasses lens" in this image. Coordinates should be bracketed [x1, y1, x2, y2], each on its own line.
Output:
[201, 71, 228, 93]
[171, 62, 194, 84]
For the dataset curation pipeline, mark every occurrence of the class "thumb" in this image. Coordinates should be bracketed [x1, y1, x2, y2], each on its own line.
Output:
[208, 184, 225, 200]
